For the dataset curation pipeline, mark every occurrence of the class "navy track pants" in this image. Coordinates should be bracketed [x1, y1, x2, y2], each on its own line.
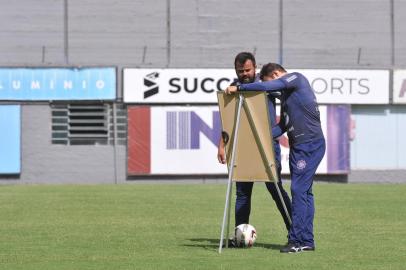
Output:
[288, 138, 326, 247]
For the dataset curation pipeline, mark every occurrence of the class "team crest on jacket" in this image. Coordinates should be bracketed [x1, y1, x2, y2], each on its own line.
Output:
[297, 160, 307, 170]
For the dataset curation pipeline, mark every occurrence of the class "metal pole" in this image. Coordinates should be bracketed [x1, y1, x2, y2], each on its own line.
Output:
[63, 0, 69, 64]
[390, 0, 395, 66]
[219, 94, 244, 253]
[273, 182, 291, 222]
[278, 0, 283, 65]
[42, 46, 46, 64]
[112, 103, 119, 184]
[166, 0, 171, 67]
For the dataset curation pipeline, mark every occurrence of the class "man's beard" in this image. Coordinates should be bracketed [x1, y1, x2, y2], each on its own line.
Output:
[239, 75, 255, 84]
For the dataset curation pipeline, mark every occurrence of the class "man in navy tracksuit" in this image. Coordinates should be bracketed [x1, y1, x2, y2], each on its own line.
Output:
[217, 53, 292, 241]
[225, 63, 326, 253]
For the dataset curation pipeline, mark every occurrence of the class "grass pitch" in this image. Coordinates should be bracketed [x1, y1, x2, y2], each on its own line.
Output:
[0, 183, 405, 270]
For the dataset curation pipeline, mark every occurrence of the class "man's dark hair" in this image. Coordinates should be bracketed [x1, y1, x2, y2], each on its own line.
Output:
[234, 52, 256, 68]
[260, 63, 286, 80]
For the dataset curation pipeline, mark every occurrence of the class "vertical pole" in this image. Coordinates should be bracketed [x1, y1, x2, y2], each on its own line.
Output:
[278, 0, 283, 65]
[112, 103, 119, 184]
[390, 0, 395, 66]
[357, 47, 362, 65]
[63, 0, 69, 64]
[219, 94, 244, 253]
[166, 0, 171, 67]
[42, 46, 46, 64]
[273, 182, 291, 224]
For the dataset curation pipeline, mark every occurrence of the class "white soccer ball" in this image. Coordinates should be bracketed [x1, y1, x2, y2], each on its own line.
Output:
[234, 224, 257, 248]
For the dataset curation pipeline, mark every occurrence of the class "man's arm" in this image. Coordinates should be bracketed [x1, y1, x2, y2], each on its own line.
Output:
[272, 124, 286, 139]
[225, 79, 286, 94]
[272, 106, 287, 138]
[217, 137, 226, 164]
[239, 79, 286, 92]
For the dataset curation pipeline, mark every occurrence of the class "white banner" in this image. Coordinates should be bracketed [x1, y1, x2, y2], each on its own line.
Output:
[124, 68, 389, 104]
[293, 69, 389, 104]
[393, 70, 406, 104]
[150, 106, 226, 174]
[146, 106, 329, 175]
[124, 68, 236, 103]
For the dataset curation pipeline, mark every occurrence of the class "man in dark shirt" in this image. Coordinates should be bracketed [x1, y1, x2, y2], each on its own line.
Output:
[225, 63, 326, 253]
[218, 54, 292, 244]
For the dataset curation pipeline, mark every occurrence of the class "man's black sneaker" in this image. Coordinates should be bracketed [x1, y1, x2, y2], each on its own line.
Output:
[301, 245, 315, 251]
[280, 242, 302, 253]
[222, 238, 237, 248]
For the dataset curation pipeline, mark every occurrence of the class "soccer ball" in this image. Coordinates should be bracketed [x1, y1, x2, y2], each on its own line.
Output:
[234, 224, 257, 248]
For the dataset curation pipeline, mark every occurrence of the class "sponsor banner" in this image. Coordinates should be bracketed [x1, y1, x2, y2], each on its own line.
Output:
[0, 67, 116, 100]
[326, 105, 351, 173]
[128, 107, 151, 174]
[128, 106, 224, 175]
[127, 105, 350, 175]
[0, 105, 21, 174]
[124, 68, 237, 103]
[293, 69, 389, 104]
[123, 68, 389, 104]
[393, 70, 406, 104]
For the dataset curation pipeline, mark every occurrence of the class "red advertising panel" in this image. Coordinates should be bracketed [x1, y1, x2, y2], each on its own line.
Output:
[128, 107, 151, 174]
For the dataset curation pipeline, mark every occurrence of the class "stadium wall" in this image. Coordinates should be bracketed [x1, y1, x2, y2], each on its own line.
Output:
[1, 0, 406, 184]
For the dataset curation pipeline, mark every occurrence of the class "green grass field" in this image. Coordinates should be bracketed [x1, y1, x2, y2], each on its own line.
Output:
[0, 183, 405, 270]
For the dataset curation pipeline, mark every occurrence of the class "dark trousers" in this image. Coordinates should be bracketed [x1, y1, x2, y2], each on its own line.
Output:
[235, 163, 292, 231]
[288, 138, 326, 247]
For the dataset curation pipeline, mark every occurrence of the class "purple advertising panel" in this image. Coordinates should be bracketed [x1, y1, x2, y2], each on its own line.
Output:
[327, 105, 351, 173]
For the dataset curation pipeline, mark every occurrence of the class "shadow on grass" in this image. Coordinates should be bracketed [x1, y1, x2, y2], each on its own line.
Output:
[184, 238, 284, 250]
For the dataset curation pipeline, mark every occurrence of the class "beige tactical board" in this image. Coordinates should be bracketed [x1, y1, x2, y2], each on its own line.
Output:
[217, 91, 278, 182]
